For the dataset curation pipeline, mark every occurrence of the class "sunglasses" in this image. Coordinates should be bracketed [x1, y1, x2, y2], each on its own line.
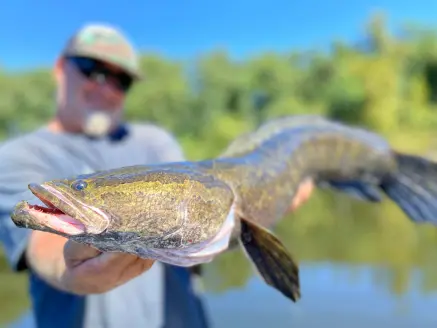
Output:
[66, 56, 134, 93]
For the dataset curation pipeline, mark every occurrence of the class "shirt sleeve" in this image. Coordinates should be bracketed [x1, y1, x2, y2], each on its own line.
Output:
[0, 141, 47, 272]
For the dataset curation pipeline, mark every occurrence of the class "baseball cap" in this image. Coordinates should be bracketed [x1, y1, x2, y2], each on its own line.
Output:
[62, 23, 142, 80]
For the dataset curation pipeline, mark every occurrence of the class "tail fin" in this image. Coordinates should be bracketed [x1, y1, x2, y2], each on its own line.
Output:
[380, 152, 437, 224]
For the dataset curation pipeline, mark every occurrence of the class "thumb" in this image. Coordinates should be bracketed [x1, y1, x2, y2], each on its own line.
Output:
[64, 240, 102, 268]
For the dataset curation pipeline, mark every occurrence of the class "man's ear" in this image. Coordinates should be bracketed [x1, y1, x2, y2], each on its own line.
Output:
[53, 56, 65, 84]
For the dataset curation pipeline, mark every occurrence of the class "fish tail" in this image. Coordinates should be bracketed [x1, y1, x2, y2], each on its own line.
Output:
[380, 151, 437, 224]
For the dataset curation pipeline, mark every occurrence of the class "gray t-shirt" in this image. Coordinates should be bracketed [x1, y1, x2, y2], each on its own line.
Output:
[0, 123, 210, 328]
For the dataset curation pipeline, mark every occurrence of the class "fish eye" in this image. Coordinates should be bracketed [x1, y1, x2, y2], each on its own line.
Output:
[71, 180, 88, 191]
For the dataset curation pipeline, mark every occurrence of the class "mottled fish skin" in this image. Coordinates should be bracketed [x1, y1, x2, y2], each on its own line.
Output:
[220, 114, 331, 158]
[21, 168, 235, 249]
[209, 116, 395, 230]
[221, 115, 384, 203]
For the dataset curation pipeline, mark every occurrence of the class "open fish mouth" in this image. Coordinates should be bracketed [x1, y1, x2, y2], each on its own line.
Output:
[15, 183, 109, 235]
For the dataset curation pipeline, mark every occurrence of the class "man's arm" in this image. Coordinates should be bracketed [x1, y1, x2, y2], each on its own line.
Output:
[0, 140, 154, 294]
[0, 142, 71, 288]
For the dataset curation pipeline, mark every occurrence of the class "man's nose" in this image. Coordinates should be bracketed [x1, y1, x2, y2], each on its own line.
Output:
[93, 74, 113, 92]
[90, 76, 123, 101]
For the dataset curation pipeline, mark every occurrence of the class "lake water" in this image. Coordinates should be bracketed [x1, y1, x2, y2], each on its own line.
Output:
[7, 262, 437, 328]
[204, 262, 437, 328]
[4, 192, 437, 327]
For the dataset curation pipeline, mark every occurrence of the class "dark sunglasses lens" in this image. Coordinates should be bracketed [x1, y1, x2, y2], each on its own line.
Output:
[68, 57, 98, 80]
[68, 56, 133, 92]
[117, 74, 133, 92]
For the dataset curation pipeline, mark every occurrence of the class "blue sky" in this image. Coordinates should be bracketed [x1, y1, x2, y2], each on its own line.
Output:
[2, 0, 437, 71]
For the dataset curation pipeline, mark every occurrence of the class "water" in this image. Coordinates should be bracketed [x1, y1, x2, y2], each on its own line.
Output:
[11, 263, 437, 328]
[4, 191, 437, 327]
[203, 263, 437, 328]
[8, 263, 437, 328]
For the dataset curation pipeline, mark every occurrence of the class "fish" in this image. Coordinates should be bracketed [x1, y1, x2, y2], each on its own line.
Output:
[10, 114, 437, 303]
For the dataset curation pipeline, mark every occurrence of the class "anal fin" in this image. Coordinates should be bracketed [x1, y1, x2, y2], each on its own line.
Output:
[239, 218, 301, 302]
[319, 180, 383, 202]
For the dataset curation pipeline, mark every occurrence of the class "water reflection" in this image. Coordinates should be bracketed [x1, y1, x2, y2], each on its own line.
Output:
[204, 263, 437, 328]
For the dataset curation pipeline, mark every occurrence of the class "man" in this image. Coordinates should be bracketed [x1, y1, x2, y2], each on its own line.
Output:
[0, 23, 314, 328]
[0, 23, 212, 328]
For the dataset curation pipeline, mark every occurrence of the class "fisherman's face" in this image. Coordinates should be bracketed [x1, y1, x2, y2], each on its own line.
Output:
[55, 55, 134, 137]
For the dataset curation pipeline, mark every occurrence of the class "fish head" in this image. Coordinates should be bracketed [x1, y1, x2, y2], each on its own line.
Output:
[11, 166, 236, 252]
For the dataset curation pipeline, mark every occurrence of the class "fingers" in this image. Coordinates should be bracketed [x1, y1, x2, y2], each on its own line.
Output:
[89, 256, 155, 292]
[64, 240, 102, 268]
[114, 257, 155, 287]
[290, 178, 314, 212]
[64, 240, 154, 274]
[61, 244, 156, 295]
[137, 258, 155, 272]
[96, 251, 137, 267]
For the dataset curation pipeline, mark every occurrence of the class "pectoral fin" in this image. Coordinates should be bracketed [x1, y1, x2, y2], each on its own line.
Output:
[239, 218, 301, 302]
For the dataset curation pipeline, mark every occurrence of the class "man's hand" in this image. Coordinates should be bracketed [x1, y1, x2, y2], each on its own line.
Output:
[26, 232, 154, 295]
[61, 241, 154, 295]
[288, 178, 314, 213]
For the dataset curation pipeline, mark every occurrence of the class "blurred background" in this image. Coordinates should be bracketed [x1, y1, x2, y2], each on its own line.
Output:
[3, 1, 437, 327]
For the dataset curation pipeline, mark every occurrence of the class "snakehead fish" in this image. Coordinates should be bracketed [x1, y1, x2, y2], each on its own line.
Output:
[10, 115, 437, 303]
